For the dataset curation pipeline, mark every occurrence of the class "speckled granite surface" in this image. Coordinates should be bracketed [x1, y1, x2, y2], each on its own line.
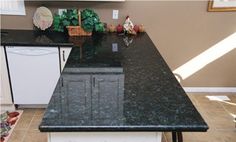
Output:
[39, 33, 208, 132]
[0, 29, 208, 132]
[1, 29, 73, 47]
[65, 34, 123, 68]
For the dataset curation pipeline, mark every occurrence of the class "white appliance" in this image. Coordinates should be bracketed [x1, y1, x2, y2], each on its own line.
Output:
[6, 46, 60, 105]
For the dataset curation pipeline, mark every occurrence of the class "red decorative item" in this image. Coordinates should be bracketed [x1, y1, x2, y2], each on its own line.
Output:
[133, 25, 139, 33]
[116, 24, 123, 33]
[7, 117, 18, 125]
[8, 111, 19, 118]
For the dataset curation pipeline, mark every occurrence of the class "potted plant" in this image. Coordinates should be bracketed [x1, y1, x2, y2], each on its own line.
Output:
[53, 9, 104, 36]
[53, 9, 78, 32]
[81, 9, 105, 33]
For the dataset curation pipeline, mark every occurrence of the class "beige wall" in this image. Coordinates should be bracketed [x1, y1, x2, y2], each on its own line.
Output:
[1, 1, 236, 87]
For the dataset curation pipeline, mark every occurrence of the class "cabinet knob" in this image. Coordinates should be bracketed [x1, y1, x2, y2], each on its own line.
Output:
[93, 77, 95, 87]
[61, 77, 64, 87]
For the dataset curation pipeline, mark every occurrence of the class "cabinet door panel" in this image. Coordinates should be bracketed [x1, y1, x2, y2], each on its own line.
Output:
[63, 74, 91, 119]
[60, 47, 72, 71]
[0, 46, 12, 104]
[92, 75, 124, 120]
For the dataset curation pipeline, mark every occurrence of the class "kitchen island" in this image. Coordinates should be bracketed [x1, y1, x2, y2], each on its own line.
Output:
[1, 29, 208, 142]
[38, 33, 208, 142]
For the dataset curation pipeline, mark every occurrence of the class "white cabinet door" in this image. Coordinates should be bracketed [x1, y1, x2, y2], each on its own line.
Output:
[60, 47, 72, 71]
[0, 46, 13, 105]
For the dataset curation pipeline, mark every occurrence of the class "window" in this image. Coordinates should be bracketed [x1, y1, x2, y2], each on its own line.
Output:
[0, 0, 25, 15]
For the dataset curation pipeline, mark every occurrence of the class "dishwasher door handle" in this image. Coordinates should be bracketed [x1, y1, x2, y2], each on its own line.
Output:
[62, 50, 65, 62]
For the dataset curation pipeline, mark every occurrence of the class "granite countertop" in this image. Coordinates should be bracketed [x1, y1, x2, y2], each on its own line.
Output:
[0, 29, 208, 132]
[39, 32, 208, 132]
[64, 35, 123, 69]
[1, 29, 73, 47]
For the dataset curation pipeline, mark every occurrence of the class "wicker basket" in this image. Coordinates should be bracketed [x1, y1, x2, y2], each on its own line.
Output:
[67, 26, 92, 36]
[67, 10, 92, 36]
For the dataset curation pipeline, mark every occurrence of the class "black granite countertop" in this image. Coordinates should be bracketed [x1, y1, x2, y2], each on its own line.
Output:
[37, 32, 208, 132]
[64, 35, 123, 69]
[1, 29, 73, 47]
[1, 29, 208, 132]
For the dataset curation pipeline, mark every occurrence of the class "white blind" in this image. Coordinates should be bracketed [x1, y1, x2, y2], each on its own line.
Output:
[0, 0, 25, 15]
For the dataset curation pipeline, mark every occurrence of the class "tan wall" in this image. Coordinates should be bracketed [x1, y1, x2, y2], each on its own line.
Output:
[1, 1, 236, 87]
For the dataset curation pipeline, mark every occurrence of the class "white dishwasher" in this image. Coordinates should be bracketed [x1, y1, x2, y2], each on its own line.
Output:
[6, 46, 60, 106]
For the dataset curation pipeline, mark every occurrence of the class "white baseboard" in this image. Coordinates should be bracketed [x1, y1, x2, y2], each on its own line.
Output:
[17, 104, 48, 108]
[183, 87, 236, 93]
[0, 104, 15, 113]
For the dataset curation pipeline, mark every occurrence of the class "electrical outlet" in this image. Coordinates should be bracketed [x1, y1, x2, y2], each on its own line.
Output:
[58, 9, 67, 16]
[112, 43, 118, 52]
[112, 10, 119, 19]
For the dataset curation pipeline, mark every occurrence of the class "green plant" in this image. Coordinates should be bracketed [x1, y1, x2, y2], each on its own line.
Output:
[81, 9, 105, 33]
[53, 9, 78, 32]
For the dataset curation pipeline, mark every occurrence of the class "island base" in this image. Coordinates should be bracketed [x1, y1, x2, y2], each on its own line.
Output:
[47, 132, 162, 142]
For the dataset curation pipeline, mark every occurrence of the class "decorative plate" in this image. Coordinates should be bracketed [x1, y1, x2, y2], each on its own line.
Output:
[33, 6, 53, 31]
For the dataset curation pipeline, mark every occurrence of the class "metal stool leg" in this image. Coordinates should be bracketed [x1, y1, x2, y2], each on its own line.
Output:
[172, 131, 183, 142]
[172, 132, 177, 142]
[177, 132, 183, 142]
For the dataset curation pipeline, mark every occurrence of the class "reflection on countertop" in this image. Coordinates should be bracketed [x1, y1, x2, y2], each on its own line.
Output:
[1, 29, 73, 47]
[39, 32, 208, 132]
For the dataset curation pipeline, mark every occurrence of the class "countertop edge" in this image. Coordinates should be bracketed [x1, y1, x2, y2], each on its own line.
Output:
[1, 43, 74, 47]
[39, 125, 209, 132]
